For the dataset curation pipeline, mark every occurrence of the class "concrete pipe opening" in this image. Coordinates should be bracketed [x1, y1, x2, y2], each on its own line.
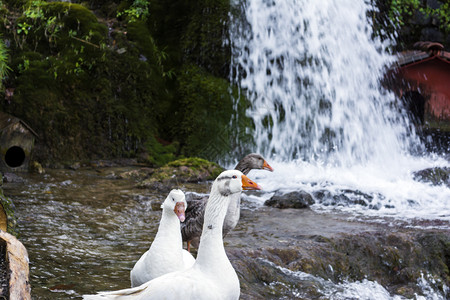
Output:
[5, 146, 26, 168]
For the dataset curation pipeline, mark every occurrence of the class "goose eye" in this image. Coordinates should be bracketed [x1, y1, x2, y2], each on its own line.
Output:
[172, 197, 175, 201]
[232, 175, 237, 179]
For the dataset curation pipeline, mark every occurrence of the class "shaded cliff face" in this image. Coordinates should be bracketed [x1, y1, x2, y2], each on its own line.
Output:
[0, 0, 249, 166]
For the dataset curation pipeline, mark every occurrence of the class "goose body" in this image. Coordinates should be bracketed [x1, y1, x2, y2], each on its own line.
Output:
[83, 170, 262, 300]
[130, 189, 195, 287]
[182, 154, 272, 249]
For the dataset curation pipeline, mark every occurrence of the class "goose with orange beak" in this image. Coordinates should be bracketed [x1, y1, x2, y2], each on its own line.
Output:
[84, 170, 260, 300]
[130, 189, 195, 287]
[182, 154, 270, 251]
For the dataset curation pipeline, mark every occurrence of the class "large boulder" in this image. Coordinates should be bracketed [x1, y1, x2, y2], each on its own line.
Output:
[265, 191, 314, 209]
[229, 231, 450, 299]
[413, 167, 450, 187]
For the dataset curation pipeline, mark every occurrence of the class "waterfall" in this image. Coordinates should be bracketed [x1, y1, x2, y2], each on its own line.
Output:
[229, 0, 449, 223]
[230, 0, 418, 166]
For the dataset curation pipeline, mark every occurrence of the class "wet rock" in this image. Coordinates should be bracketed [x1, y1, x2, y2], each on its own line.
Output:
[2, 173, 24, 183]
[137, 180, 174, 193]
[313, 189, 374, 207]
[413, 167, 450, 187]
[0, 231, 31, 299]
[65, 162, 81, 170]
[151, 201, 163, 211]
[228, 231, 450, 299]
[117, 168, 154, 180]
[28, 161, 44, 174]
[89, 160, 122, 168]
[265, 191, 314, 209]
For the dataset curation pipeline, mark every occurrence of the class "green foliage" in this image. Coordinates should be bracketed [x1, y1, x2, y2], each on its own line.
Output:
[117, 0, 149, 22]
[372, 0, 450, 50]
[388, 0, 450, 33]
[389, 0, 420, 26]
[421, 2, 450, 34]
[0, 37, 10, 91]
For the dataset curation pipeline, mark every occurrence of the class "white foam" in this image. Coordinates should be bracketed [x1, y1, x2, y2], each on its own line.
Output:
[246, 158, 450, 224]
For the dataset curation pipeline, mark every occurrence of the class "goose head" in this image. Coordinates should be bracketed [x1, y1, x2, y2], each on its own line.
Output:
[216, 170, 262, 196]
[161, 189, 187, 222]
[236, 153, 274, 174]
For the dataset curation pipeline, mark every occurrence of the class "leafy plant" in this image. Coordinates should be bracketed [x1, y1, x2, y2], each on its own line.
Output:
[117, 0, 150, 22]
[388, 0, 450, 33]
[388, 0, 421, 27]
[17, 22, 31, 35]
[421, 2, 450, 34]
[0, 37, 11, 91]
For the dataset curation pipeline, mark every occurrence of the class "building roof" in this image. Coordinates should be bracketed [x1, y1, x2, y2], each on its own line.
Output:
[0, 111, 39, 138]
[395, 41, 450, 67]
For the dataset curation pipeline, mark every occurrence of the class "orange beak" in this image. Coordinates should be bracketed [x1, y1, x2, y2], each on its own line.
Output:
[174, 202, 186, 222]
[262, 160, 274, 172]
[241, 175, 262, 190]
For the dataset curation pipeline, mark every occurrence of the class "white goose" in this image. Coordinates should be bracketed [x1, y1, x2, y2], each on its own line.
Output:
[182, 153, 273, 251]
[130, 189, 195, 287]
[83, 170, 261, 300]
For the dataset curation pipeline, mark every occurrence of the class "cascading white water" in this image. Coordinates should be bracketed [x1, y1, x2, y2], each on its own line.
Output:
[230, 0, 450, 223]
[230, 0, 415, 165]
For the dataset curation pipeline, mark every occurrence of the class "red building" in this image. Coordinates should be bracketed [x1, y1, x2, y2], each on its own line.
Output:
[388, 42, 450, 129]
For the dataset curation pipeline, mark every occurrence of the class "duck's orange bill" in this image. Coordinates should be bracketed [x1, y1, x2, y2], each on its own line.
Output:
[241, 175, 262, 190]
[263, 160, 274, 172]
[174, 202, 186, 222]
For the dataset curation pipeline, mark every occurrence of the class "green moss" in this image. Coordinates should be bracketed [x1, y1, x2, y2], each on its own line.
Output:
[144, 137, 177, 167]
[168, 157, 222, 172]
[176, 64, 253, 161]
[0, 187, 17, 236]
[148, 157, 224, 183]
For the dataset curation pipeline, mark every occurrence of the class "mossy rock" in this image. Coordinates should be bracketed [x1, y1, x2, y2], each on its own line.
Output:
[137, 157, 224, 189]
[0, 186, 17, 236]
[413, 167, 450, 187]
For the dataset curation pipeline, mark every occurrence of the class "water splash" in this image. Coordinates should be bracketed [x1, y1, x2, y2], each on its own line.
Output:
[260, 259, 448, 300]
[229, 0, 449, 222]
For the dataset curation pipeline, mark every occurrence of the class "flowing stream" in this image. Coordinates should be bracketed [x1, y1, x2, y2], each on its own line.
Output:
[229, 0, 450, 223]
[3, 167, 448, 299]
[3, 168, 212, 299]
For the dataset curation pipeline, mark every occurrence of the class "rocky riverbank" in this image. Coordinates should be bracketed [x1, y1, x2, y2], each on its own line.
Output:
[224, 207, 449, 299]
